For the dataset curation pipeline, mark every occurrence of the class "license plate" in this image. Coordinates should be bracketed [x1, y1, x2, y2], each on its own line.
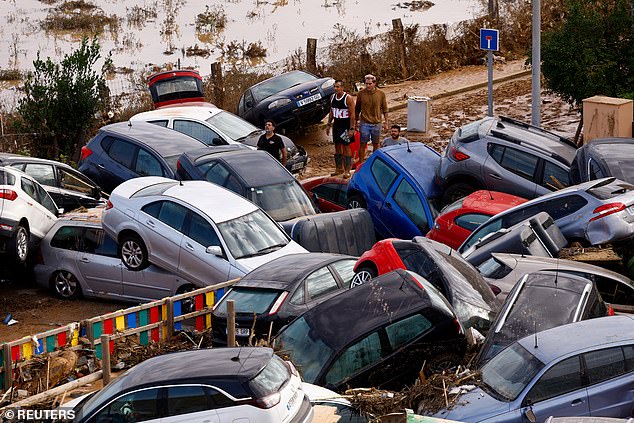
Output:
[627, 205, 634, 215]
[291, 161, 305, 171]
[227, 327, 250, 337]
[297, 93, 321, 107]
[286, 389, 299, 411]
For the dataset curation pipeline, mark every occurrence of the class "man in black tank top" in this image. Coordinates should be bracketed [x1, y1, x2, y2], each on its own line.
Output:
[326, 80, 356, 178]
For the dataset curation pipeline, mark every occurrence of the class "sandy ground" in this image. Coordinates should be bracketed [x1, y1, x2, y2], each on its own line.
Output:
[0, 59, 581, 344]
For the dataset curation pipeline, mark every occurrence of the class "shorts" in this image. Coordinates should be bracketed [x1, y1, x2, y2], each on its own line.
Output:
[333, 126, 353, 145]
[359, 122, 382, 144]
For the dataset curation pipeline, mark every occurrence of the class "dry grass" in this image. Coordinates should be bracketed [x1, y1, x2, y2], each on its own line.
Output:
[0, 69, 22, 81]
[42, 1, 120, 33]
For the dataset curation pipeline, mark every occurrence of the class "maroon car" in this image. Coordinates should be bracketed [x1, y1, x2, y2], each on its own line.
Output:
[300, 176, 349, 213]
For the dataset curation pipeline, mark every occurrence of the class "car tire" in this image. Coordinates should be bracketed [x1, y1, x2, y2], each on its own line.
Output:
[350, 266, 377, 287]
[347, 194, 366, 209]
[119, 234, 149, 271]
[176, 284, 197, 314]
[442, 182, 476, 206]
[10, 225, 29, 265]
[51, 270, 81, 299]
[425, 353, 462, 376]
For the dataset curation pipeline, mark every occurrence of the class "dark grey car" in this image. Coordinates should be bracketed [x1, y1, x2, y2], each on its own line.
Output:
[570, 137, 634, 184]
[436, 116, 577, 204]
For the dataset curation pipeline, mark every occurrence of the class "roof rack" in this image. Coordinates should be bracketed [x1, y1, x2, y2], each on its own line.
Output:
[497, 116, 577, 148]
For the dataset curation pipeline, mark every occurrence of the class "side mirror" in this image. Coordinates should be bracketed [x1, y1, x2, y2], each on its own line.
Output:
[524, 407, 536, 423]
[206, 245, 223, 257]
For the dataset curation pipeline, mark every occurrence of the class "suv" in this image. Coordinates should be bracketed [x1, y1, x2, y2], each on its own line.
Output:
[570, 137, 634, 184]
[436, 116, 577, 204]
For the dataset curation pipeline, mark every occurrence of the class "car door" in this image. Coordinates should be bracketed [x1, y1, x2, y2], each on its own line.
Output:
[135, 147, 169, 178]
[239, 89, 256, 122]
[139, 201, 187, 273]
[179, 210, 232, 285]
[583, 345, 634, 417]
[173, 119, 226, 146]
[304, 266, 344, 309]
[381, 177, 432, 239]
[521, 356, 589, 421]
[367, 157, 400, 236]
[98, 137, 140, 190]
[57, 166, 101, 208]
[77, 227, 123, 296]
[311, 182, 347, 212]
[537, 194, 588, 239]
[19, 162, 64, 207]
[20, 177, 57, 239]
[161, 385, 220, 423]
[484, 144, 541, 199]
[538, 160, 571, 193]
[90, 387, 162, 423]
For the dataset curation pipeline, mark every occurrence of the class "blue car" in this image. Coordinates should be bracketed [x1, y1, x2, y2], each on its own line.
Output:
[346, 143, 442, 239]
[435, 315, 634, 422]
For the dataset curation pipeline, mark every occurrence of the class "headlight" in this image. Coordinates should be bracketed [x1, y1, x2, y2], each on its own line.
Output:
[268, 98, 292, 109]
[321, 78, 335, 89]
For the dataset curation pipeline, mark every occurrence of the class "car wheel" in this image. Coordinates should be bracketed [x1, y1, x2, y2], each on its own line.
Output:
[426, 353, 462, 376]
[177, 284, 197, 314]
[52, 270, 81, 299]
[442, 182, 476, 206]
[347, 194, 366, 209]
[10, 225, 29, 265]
[350, 266, 377, 287]
[119, 234, 149, 271]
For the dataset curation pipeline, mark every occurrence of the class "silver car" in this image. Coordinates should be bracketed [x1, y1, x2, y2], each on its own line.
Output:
[459, 177, 634, 253]
[34, 214, 197, 301]
[101, 177, 307, 286]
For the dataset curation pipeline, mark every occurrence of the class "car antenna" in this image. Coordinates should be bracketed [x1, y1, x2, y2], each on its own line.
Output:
[406, 138, 412, 153]
[534, 320, 538, 349]
[231, 346, 243, 362]
[488, 190, 494, 200]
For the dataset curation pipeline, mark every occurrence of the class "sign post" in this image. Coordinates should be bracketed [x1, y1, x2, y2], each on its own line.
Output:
[479, 28, 499, 117]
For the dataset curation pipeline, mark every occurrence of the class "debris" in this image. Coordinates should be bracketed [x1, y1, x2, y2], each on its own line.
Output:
[3, 314, 17, 326]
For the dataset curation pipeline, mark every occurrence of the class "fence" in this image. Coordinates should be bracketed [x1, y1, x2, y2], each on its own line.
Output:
[0, 279, 237, 392]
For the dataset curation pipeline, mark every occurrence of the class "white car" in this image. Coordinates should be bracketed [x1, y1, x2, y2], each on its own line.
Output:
[101, 176, 306, 286]
[0, 166, 60, 263]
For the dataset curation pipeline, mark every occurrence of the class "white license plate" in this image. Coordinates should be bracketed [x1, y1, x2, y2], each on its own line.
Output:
[627, 205, 634, 215]
[291, 161, 305, 171]
[286, 389, 299, 411]
[297, 93, 321, 107]
[227, 327, 250, 337]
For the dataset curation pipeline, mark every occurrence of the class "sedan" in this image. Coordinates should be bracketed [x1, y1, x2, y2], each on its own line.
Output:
[212, 253, 357, 345]
[300, 176, 349, 213]
[426, 190, 527, 250]
[435, 315, 634, 422]
[102, 177, 307, 287]
[237, 70, 335, 130]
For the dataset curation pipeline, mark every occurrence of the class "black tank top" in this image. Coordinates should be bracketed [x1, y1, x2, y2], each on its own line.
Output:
[330, 93, 350, 129]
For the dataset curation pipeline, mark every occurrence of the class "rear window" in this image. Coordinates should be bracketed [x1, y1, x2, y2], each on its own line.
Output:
[131, 182, 179, 198]
[248, 354, 290, 397]
[586, 178, 634, 200]
[0, 169, 15, 185]
[214, 288, 283, 315]
[457, 120, 481, 142]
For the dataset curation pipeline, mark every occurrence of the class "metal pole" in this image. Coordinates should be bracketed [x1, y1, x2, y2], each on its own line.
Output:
[531, 0, 541, 127]
[487, 50, 493, 117]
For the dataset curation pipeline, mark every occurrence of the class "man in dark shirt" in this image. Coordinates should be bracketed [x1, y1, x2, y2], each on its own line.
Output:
[257, 119, 287, 166]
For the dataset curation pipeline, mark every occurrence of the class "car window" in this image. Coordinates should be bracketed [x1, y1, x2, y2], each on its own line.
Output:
[500, 204, 541, 227]
[624, 345, 634, 370]
[217, 209, 289, 260]
[187, 212, 221, 248]
[197, 161, 243, 195]
[370, 158, 398, 195]
[540, 195, 587, 220]
[174, 119, 222, 145]
[250, 71, 315, 102]
[588, 158, 606, 180]
[490, 145, 539, 181]
[148, 120, 168, 127]
[385, 314, 432, 350]
[476, 256, 513, 279]
[0, 169, 15, 185]
[249, 181, 316, 222]
[587, 178, 634, 200]
[525, 356, 583, 405]
[249, 354, 291, 397]
[325, 331, 382, 385]
[51, 226, 82, 251]
[20, 177, 37, 199]
[33, 181, 58, 214]
[593, 275, 634, 306]
[289, 284, 304, 305]
[454, 213, 491, 231]
[214, 287, 283, 314]
[142, 201, 187, 232]
[106, 138, 136, 169]
[166, 385, 210, 417]
[330, 259, 357, 287]
[583, 347, 627, 385]
[393, 179, 429, 232]
[83, 228, 118, 257]
[312, 183, 345, 206]
[397, 247, 449, 298]
[135, 148, 164, 177]
[461, 217, 503, 251]
[23, 163, 56, 186]
[92, 387, 160, 423]
[541, 161, 570, 190]
[306, 267, 340, 300]
[59, 168, 97, 195]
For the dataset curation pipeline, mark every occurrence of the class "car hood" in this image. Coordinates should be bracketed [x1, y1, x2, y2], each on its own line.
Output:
[433, 387, 511, 421]
[236, 241, 307, 272]
[264, 79, 330, 102]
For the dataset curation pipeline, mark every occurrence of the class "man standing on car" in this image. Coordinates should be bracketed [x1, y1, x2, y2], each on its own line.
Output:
[257, 119, 287, 166]
[355, 74, 389, 163]
[326, 80, 356, 179]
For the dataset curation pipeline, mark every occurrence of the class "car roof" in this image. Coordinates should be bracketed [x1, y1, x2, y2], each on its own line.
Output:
[297, 269, 431, 351]
[249, 70, 315, 89]
[131, 106, 223, 121]
[517, 315, 634, 364]
[0, 153, 75, 169]
[114, 347, 273, 390]
[461, 190, 527, 213]
[98, 121, 206, 156]
[378, 143, 442, 198]
[522, 270, 593, 293]
[237, 253, 355, 289]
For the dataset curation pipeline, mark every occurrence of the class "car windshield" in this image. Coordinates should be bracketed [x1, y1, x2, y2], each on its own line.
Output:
[249, 354, 291, 397]
[248, 181, 315, 221]
[251, 71, 316, 102]
[214, 287, 284, 315]
[207, 111, 261, 141]
[274, 316, 334, 383]
[217, 209, 289, 259]
[460, 217, 503, 252]
[480, 342, 544, 401]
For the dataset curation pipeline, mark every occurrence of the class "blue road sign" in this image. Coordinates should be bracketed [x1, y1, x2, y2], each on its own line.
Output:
[480, 28, 499, 51]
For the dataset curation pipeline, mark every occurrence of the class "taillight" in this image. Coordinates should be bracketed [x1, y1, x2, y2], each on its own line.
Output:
[286, 360, 299, 377]
[268, 292, 288, 315]
[607, 305, 615, 316]
[589, 202, 625, 222]
[105, 200, 113, 210]
[453, 317, 464, 335]
[242, 392, 281, 409]
[80, 146, 93, 161]
[0, 189, 17, 201]
[449, 146, 470, 161]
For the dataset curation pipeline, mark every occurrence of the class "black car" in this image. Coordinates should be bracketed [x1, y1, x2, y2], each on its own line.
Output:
[237, 70, 335, 131]
[177, 147, 317, 225]
[274, 269, 466, 391]
[570, 137, 634, 184]
[212, 253, 357, 345]
[77, 121, 210, 193]
[0, 153, 103, 211]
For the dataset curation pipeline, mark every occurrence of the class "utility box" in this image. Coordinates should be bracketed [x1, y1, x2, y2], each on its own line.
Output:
[407, 96, 431, 132]
[582, 96, 633, 143]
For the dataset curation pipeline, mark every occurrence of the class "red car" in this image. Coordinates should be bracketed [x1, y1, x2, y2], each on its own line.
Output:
[300, 176, 349, 213]
[147, 69, 215, 109]
[426, 190, 527, 250]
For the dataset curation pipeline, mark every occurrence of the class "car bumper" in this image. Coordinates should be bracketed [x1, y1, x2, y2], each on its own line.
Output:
[586, 211, 634, 245]
[286, 146, 310, 174]
[288, 395, 313, 423]
[274, 98, 331, 129]
[0, 216, 19, 238]
[33, 264, 55, 289]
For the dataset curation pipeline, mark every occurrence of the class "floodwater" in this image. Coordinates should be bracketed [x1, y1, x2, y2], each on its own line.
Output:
[1, 0, 484, 74]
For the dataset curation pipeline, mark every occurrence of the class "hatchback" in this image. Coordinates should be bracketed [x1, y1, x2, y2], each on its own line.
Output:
[346, 143, 443, 240]
[34, 212, 198, 301]
[147, 69, 208, 109]
[434, 315, 634, 422]
[71, 347, 313, 423]
[0, 166, 60, 264]
[459, 177, 634, 252]
[570, 137, 634, 184]
[274, 269, 466, 391]
[102, 177, 306, 286]
[212, 253, 357, 345]
[77, 121, 209, 193]
[436, 116, 576, 204]
[0, 153, 104, 211]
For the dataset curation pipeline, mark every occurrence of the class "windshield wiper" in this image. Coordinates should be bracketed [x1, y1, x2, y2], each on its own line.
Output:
[236, 243, 287, 259]
[479, 380, 512, 402]
[237, 129, 263, 141]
